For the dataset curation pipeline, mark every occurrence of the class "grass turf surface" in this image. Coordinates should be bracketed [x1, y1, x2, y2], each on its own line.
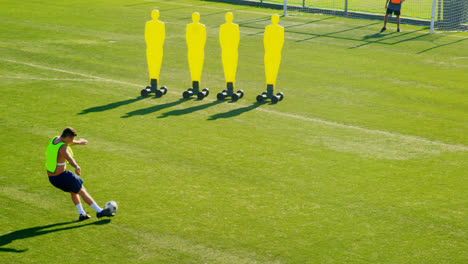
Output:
[1, 0, 467, 263]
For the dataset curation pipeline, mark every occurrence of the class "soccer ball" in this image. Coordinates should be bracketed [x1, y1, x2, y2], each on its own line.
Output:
[104, 201, 118, 214]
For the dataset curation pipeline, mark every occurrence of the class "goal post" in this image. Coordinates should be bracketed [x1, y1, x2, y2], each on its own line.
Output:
[430, 0, 436, 33]
[283, 0, 287, 16]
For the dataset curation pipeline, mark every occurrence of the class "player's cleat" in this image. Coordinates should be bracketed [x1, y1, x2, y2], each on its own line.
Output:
[97, 207, 115, 218]
[380, 27, 386, 33]
[78, 213, 91, 222]
[397, 28, 401, 32]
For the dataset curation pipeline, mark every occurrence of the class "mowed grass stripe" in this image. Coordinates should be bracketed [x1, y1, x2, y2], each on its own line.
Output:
[1, 57, 466, 152]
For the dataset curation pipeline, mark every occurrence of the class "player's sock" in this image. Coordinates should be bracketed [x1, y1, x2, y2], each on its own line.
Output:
[90, 202, 103, 213]
[76, 203, 86, 215]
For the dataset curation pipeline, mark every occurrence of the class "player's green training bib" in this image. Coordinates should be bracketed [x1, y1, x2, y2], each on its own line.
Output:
[46, 136, 73, 173]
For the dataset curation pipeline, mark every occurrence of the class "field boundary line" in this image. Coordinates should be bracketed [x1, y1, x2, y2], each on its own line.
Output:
[146, 0, 372, 27]
[145, 0, 279, 16]
[1, 57, 467, 152]
[146, 0, 378, 27]
[0, 76, 115, 82]
[253, 108, 468, 151]
[0, 58, 142, 88]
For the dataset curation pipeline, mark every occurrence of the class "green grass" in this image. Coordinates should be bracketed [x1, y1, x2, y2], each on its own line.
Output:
[1, 0, 467, 263]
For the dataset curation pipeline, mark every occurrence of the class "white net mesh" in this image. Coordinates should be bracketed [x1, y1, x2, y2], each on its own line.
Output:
[433, 0, 468, 31]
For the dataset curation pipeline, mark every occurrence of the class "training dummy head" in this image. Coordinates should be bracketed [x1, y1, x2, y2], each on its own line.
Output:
[225, 12, 233, 23]
[271, 14, 280, 25]
[151, 10, 160, 20]
[192, 12, 200, 23]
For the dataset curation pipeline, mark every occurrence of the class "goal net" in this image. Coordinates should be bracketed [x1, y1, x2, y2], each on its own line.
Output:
[433, 0, 468, 32]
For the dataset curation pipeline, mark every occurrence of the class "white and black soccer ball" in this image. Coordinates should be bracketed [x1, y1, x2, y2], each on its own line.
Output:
[104, 201, 118, 214]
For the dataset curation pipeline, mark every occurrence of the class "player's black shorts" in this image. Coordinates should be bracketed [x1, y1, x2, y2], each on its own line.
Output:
[49, 171, 83, 193]
[386, 8, 401, 16]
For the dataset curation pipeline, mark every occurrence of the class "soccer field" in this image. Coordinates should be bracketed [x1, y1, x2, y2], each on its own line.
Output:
[1, 0, 467, 263]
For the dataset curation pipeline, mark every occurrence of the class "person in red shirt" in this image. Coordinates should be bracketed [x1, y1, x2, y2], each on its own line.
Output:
[381, 0, 405, 32]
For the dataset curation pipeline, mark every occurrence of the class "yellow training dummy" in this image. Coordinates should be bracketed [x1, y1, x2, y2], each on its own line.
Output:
[220, 12, 239, 88]
[257, 14, 285, 104]
[264, 14, 284, 92]
[141, 10, 168, 97]
[183, 12, 209, 99]
[217, 12, 244, 101]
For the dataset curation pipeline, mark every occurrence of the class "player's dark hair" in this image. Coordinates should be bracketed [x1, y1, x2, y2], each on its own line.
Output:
[61, 127, 77, 138]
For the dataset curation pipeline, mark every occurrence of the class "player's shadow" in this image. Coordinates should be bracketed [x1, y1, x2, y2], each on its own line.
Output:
[121, 98, 187, 118]
[158, 100, 223, 118]
[78, 97, 144, 115]
[0, 219, 110, 253]
[362, 32, 394, 39]
[208, 102, 263, 120]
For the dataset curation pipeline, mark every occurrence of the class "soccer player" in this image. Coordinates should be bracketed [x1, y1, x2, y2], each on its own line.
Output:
[381, 0, 405, 32]
[46, 127, 114, 221]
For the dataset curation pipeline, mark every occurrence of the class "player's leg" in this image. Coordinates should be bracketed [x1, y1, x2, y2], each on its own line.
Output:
[71, 191, 90, 221]
[59, 171, 90, 221]
[396, 12, 401, 32]
[78, 186, 102, 212]
[381, 12, 389, 32]
[78, 186, 115, 218]
[78, 186, 95, 205]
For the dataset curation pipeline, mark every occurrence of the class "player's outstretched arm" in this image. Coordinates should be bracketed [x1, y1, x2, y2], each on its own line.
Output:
[72, 139, 88, 145]
[60, 145, 81, 175]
